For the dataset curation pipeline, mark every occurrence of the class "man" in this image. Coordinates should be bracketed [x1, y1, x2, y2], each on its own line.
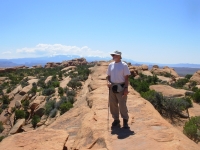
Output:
[106, 50, 131, 128]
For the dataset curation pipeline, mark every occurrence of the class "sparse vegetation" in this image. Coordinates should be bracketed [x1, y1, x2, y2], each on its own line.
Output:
[183, 116, 200, 142]
[129, 74, 158, 93]
[42, 88, 55, 96]
[185, 74, 193, 80]
[192, 89, 200, 103]
[0, 136, 5, 142]
[44, 100, 56, 116]
[31, 115, 40, 128]
[14, 110, 25, 122]
[171, 78, 189, 89]
[59, 102, 73, 115]
[0, 121, 4, 133]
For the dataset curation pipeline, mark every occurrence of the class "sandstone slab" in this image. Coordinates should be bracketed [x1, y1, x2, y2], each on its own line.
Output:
[0, 128, 69, 150]
[150, 85, 186, 98]
[9, 119, 25, 134]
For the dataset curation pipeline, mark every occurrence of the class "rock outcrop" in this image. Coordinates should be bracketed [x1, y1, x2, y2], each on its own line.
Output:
[190, 70, 200, 84]
[150, 85, 186, 98]
[9, 119, 25, 135]
[151, 66, 179, 78]
[0, 62, 199, 150]
[0, 128, 69, 150]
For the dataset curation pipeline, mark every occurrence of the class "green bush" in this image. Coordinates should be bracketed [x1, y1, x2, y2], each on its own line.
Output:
[171, 78, 189, 89]
[0, 136, 5, 142]
[6, 87, 11, 93]
[29, 82, 37, 95]
[15, 110, 25, 120]
[22, 100, 30, 110]
[183, 116, 200, 141]
[67, 90, 76, 97]
[49, 108, 57, 118]
[0, 121, 4, 133]
[67, 79, 82, 90]
[42, 88, 55, 96]
[44, 100, 56, 116]
[58, 87, 64, 96]
[141, 90, 191, 121]
[1, 95, 10, 105]
[59, 102, 73, 115]
[68, 96, 75, 104]
[185, 74, 193, 80]
[31, 115, 40, 128]
[20, 77, 29, 88]
[192, 87, 198, 92]
[0, 108, 3, 114]
[193, 90, 200, 103]
[1, 104, 8, 109]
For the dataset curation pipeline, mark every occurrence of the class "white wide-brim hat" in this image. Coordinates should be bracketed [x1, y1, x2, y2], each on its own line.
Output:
[110, 50, 122, 59]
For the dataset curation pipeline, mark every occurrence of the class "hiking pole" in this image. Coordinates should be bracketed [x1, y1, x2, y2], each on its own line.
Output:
[107, 88, 110, 131]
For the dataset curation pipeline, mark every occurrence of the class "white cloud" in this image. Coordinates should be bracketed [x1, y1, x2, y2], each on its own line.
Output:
[16, 44, 109, 57]
[2, 51, 12, 54]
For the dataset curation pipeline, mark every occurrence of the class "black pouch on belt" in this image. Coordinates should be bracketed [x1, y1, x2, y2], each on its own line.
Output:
[112, 84, 125, 93]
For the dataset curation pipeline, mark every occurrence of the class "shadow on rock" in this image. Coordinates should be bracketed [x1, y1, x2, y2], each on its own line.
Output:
[111, 127, 135, 139]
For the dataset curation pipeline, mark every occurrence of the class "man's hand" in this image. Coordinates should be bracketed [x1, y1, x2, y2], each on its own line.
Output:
[107, 82, 112, 88]
[123, 88, 129, 97]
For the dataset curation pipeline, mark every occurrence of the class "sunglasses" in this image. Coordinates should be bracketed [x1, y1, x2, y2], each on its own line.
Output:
[111, 54, 118, 57]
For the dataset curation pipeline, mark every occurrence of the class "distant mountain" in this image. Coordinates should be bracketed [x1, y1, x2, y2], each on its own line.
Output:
[0, 55, 200, 68]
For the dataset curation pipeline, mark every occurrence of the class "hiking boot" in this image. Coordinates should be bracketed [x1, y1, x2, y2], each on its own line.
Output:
[111, 120, 120, 128]
[123, 119, 129, 128]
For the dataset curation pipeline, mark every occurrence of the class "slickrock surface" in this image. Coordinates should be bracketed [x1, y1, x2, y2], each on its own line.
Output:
[150, 84, 186, 98]
[0, 62, 199, 150]
[0, 128, 69, 150]
[51, 62, 199, 150]
[190, 70, 200, 84]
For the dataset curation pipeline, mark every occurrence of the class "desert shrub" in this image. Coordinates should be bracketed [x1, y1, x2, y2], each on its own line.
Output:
[0, 121, 4, 133]
[29, 82, 37, 95]
[44, 100, 56, 116]
[59, 102, 73, 115]
[6, 87, 11, 93]
[193, 90, 200, 103]
[49, 108, 57, 118]
[162, 72, 172, 78]
[171, 78, 189, 89]
[185, 74, 193, 80]
[130, 78, 149, 93]
[67, 78, 82, 90]
[20, 77, 29, 88]
[46, 80, 60, 88]
[31, 115, 40, 128]
[0, 85, 3, 95]
[1, 104, 8, 109]
[55, 96, 67, 109]
[37, 77, 46, 88]
[183, 116, 200, 142]
[42, 87, 55, 96]
[58, 71, 63, 80]
[192, 87, 198, 92]
[0, 136, 5, 142]
[58, 87, 64, 96]
[184, 97, 193, 108]
[141, 90, 191, 121]
[15, 110, 25, 120]
[22, 100, 30, 110]
[190, 81, 197, 87]
[1, 95, 10, 105]
[67, 90, 76, 97]
[68, 96, 75, 104]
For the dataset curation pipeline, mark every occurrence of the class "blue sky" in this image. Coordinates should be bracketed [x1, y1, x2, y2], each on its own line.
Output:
[0, 0, 200, 64]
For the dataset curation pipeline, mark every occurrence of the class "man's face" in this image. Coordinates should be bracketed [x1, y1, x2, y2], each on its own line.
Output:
[111, 54, 120, 61]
